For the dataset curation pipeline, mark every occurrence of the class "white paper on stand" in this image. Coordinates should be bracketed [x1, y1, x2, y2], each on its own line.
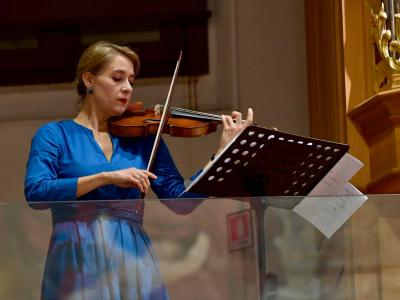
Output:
[293, 153, 368, 239]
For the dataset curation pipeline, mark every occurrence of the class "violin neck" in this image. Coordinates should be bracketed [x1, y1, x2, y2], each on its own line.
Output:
[156, 105, 223, 122]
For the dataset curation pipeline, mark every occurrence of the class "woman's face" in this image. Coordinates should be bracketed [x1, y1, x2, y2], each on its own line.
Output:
[92, 54, 135, 117]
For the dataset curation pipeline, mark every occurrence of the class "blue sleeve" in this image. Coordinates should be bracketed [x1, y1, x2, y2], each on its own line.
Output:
[150, 139, 206, 214]
[24, 124, 78, 202]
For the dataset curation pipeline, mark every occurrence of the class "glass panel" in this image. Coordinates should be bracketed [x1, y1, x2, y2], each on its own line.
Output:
[2, 195, 400, 299]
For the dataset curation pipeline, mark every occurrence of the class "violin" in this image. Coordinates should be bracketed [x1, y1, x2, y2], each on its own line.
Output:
[109, 101, 224, 138]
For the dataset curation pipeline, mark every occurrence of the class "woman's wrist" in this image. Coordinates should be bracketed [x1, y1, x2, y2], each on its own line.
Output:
[76, 172, 112, 198]
[215, 147, 223, 156]
[100, 171, 112, 185]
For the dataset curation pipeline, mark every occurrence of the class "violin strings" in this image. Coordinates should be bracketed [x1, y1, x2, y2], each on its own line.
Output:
[172, 108, 222, 120]
[168, 106, 246, 124]
[172, 110, 222, 121]
[157, 105, 223, 121]
[156, 105, 248, 124]
[154, 104, 255, 128]
[171, 107, 222, 119]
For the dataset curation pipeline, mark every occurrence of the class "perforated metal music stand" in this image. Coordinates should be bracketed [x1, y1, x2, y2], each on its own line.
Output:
[186, 125, 349, 299]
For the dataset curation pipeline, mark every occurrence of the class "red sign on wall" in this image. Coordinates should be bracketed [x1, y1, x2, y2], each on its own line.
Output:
[227, 209, 253, 251]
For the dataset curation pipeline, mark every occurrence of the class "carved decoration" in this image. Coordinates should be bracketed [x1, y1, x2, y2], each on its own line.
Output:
[348, 89, 400, 193]
[371, 3, 400, 91]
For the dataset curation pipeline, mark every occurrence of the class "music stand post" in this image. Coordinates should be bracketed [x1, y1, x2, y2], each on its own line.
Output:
[185, 125, 350, 299]
[247, 178, 270, 299]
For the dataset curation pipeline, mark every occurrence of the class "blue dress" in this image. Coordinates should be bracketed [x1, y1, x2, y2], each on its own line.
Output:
[25, 120, 204, 300]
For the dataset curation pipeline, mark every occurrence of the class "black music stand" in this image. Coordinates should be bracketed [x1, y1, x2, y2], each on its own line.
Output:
[185, 125, 349, 299]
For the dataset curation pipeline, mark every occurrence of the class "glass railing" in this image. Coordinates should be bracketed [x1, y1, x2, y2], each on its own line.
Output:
[1, 195, 399, 300]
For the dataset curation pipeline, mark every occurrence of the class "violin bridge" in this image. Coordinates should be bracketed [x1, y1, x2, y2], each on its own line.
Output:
[154, 104, 161, 116]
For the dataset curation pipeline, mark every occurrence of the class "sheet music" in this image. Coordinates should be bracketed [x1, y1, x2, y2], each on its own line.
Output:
[307, 153, 364, 195]
[293, 153, 368, 238]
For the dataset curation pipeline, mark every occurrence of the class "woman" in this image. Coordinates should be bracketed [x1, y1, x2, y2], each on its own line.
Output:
[25, 41, 253, 299]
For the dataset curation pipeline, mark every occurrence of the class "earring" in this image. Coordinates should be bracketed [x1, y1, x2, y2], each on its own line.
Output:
[87, 87, 94, 94]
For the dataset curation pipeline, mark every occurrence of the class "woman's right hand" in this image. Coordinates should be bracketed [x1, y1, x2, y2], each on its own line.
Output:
[106, 168, 157, 193]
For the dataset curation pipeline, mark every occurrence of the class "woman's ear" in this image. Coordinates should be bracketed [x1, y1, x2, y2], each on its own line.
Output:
[82, 72, 94, 89]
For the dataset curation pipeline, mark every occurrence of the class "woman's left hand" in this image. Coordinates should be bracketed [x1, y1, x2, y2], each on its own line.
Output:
[218, 108, 254, 152]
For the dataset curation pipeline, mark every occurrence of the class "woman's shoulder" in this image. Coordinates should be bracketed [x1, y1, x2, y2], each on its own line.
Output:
[33, 120, 74, 141]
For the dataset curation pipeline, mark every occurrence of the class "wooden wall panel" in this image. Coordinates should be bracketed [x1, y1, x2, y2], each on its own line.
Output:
[304, 0, 347, 143]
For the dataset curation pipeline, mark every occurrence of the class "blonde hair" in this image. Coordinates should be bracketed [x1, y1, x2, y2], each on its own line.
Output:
[75, 41, 140, 97]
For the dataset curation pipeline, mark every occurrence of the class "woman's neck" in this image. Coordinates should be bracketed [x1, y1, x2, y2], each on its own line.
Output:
[74, 101, 109, 132]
